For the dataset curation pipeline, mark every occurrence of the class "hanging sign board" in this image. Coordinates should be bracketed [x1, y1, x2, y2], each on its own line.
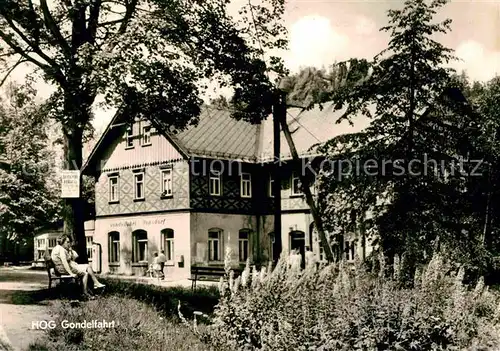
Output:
[61, 170, 80, 198]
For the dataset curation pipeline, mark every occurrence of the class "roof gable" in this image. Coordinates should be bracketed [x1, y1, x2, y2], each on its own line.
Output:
[82, 111, 189, 175]
[82, 103, 374, 175]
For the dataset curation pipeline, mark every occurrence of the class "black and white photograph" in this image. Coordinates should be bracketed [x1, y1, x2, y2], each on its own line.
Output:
[1, 0, 500, 350]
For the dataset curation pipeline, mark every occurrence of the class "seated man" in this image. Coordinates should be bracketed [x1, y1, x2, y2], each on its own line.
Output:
[51, 234, 105, 298]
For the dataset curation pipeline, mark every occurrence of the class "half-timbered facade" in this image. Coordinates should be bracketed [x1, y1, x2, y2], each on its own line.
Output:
[82, 105, 373, 279]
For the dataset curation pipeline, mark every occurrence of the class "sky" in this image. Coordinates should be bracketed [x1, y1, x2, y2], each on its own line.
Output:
[283, 0, 500, 79]
[5, 0, 500, 134]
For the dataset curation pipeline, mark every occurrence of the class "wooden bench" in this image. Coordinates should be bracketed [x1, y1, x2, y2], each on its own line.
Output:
[45, 259, 81, 290]
[190, 265, 241, 291]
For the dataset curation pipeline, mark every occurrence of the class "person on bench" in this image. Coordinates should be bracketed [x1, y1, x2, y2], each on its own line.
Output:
[51, 234, 105, 298]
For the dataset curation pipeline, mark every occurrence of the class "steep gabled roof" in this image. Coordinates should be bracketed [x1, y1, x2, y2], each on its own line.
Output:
[83, 99, 391, 176]
[171, 107, 260, 161]
[82, 103, 373, 175]
[82, 86, 473, 177]
[82, 109, 190, 175]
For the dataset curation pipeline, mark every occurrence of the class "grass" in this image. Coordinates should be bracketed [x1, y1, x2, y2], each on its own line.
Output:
[27, 279, 219, 351]
[27, 296, 210, 351]
[98, 278, 220, 320]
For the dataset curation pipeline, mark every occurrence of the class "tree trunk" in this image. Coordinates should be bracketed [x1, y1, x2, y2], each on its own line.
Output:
[482, 160, 493, 248]
[62, 129, 88, 264]
[273, 94, 283, 260]
[360, 209, 367, 260]
[279, 96, 335, 262]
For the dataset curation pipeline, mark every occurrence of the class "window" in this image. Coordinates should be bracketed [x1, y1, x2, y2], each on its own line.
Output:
[161, 229, 174, 264]
[109, 175, 119, 202]
[291, 172, 302, 195]
[269, 175, 275, 197]
[125, 126, 134, 148]
[48, 239, 57, 248]
[108, 231, 120, 263]
[86, 236, 93, 259]
[344, 241, 355, 261]
[142, 125, 152, 146]
[132, 230, 148, 263]
[37, 250, 44, 260]
[209, 170, 221, 196]
[238, 229, 250, 262]
[208, 229, 222, 261]
[240, 173, 252, 198]
[134, 171, 145, 200]
[161, 168, 173, 197]
[37, 239, 45, 248]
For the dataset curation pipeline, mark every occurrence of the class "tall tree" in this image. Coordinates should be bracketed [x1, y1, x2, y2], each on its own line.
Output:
[0, 82, 61, 244]
[465, 77, 500, 273]
[0, 0, 287, 261]
[316, 0, 479, 273]
[280, 60, 370, 107]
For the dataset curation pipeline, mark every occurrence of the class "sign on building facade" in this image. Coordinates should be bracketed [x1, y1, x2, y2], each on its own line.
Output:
[61, 170, 80, 198]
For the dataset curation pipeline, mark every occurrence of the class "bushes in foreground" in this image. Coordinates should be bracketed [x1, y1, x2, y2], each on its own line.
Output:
[100, 278, 219, 320]
[28, 296, 208, 351]
[182, 253, 500, 350]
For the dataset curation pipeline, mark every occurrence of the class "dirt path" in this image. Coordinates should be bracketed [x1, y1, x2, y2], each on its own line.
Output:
[0, 268, 53, 351]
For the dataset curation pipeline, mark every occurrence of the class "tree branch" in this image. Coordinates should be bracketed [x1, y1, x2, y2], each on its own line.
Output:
[0, 28, 67, 88]
[0, 29, 49, 71]
[87, 0, 102, 43]
[0, 58, 27, 87]
[0, 50, 19, 58]
[118, 0, 138, 34]
[39, 0, 72, 58]
[0, 12, 63, 72]
[26, 0, 41, 46]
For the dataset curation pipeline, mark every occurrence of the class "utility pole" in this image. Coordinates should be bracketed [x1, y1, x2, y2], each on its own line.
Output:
[277, 90, 336, 263]
[273, 90, 285, 261]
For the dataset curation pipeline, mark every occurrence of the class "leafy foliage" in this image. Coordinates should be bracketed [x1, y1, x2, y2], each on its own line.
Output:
[0, 0, 287, 258]
[209, 94, 231, 109]
[0, 0, 287, 127]
[280, 59, 370, 108]
[314, 0, 488, 275]
[0, 82, 61, 241]
[180, 252, 500, 350]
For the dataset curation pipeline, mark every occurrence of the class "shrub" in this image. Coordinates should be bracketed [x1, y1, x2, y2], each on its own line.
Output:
[180, 250, 500, 350]
[100, 278, 219, 320]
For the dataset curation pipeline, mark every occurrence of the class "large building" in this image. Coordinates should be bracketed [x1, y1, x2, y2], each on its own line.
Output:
[82, 105, 374, 279]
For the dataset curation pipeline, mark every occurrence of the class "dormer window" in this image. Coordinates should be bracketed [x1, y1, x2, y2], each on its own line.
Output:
[125, 126, 134, 149]
[142, 125, 151, 146]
